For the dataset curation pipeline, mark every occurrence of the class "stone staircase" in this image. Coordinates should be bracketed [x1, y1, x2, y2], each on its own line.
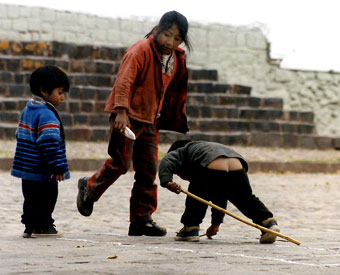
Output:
[0, 40, 339, 149]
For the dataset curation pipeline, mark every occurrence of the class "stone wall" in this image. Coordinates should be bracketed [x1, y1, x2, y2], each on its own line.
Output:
[1, 4, 340, 137]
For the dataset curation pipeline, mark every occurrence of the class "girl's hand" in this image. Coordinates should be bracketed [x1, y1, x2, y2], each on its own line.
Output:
[206, 224, 220, 239]
[114, 108, 130, 132]
[50, 173, 65, 182]
[166, 182, 182, 194]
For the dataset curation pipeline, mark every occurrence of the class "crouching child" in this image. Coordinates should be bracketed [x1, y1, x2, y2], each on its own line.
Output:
[158, 140, 280, 243]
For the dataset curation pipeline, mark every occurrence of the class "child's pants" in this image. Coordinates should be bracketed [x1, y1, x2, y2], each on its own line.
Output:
[87, 116, 159, 223]
[21, 179, 58, 229]
[181, 168, 274, 226]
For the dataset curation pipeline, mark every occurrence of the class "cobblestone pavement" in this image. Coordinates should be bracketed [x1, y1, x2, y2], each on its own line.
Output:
[1, 171, 340, 274]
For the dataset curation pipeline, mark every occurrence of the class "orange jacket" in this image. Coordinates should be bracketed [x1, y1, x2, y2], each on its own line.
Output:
[105, 35, 189, 133]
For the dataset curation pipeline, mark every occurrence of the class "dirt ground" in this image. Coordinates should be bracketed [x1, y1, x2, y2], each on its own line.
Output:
[1, 170, 340, 274]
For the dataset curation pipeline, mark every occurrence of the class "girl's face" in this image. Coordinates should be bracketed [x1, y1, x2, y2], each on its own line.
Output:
[155, 24, 183, 55]
[41, 87, 65, 108]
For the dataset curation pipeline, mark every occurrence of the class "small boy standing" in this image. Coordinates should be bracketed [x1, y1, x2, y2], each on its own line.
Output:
[11, 65, 70, 238]
[158, 140, 280, 243]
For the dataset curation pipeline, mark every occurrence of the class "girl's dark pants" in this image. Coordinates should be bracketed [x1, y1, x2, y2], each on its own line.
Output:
[181, 168, 273, 226]
[87, 115, 158, 223]
[21, 179, 58, 229]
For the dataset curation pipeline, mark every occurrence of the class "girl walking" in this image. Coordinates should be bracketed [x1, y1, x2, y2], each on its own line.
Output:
[77, 10, 192, 236]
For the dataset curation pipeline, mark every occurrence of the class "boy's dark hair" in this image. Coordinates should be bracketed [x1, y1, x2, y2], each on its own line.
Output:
[145, 10, 192, 52]
[29, 65, 70, 97]
[167, 139, 192, 153]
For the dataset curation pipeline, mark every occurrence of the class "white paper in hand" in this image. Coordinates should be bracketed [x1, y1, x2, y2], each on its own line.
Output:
[124, 127, 136, 140]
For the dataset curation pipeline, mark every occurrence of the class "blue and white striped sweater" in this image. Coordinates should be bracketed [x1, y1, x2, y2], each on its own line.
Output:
[11, 98, 70, 182]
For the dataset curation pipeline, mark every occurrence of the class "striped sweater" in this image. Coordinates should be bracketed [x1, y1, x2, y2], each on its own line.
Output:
[11, 97, 70, 182]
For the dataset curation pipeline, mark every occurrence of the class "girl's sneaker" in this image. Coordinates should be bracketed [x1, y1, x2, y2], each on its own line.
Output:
[175, 226, 200, 242]
[31, 225, 64, 238]
[260, 218, 280, 244]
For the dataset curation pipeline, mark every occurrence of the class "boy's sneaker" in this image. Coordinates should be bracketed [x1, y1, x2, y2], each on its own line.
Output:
[31, 225, 63, 238]
[260, 218, 280, 244]
[128, 221, 167, 236]
[77, 177, 94, 217]
[175, 226, 200, 242]
[22, 227, 33, 238]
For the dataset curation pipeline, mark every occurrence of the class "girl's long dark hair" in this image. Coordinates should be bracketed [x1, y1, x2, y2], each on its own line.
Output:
[145, 10, 192, 52]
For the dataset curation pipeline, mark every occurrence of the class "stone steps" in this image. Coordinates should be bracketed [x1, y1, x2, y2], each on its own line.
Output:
[0, 55, 218, 81]
[0, 109, 315, 133]
[0, 96, 314, 125]
[0, 72, 223, 92]
[0, 40, 338, 149]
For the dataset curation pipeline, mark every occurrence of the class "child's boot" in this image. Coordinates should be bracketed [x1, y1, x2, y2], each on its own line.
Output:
[31, 225, 63, 238]
[128, 221, 167, 236]
[22, 226, 33, 238]
[260, 218, 280, 244]
[175, 226, 200, 242]
[77, 177, 94, 216]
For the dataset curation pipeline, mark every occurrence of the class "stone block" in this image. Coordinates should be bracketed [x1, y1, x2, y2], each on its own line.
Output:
[282, 134, 299, 148]
[223, 133, 249, 146]
[66, 127, 92, 141]
[6, 59, 21, 71]
[251, 121, 271, 132]
[200, 106, 212, 118]
[97, 88, 111, 101]
[9, 84, 27, 97]
[69, 87, 81, 99]
[298, 124, 315, 134]
[14, 72, 29, 84]
[300, 135, 316, 149]
[72, 114, 88, 125]
[51, 41, 76, 58]
[186, 105, 199, 118]
[247, 97, 261, 107]
[281, 123, 298, 134]
[0, 111, 19, 122]
[81, 88, 96, 100]
[12, 19, 28, 32]
[95, 62, 114, 74]
[300, 112, 314, 123]
[212, 107, 228, 118]
[262, 98, 283, 109]
[81, 101, 94, 112]
[228, 85, 251, 95]
[92, 128, 110, 141]
[94, 102, 106, 112]
[59, 113, 73, 126]
[315, 136, 333, 149]
[332, 138, 340, 150]
[88, 114, 109, 126]
[68, 102, 80, 113]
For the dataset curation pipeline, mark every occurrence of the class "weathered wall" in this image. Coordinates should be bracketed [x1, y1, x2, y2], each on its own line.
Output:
[1, 4, 340, 137]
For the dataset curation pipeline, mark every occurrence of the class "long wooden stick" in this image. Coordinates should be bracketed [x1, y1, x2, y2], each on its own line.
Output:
[181, 188, 301, 246]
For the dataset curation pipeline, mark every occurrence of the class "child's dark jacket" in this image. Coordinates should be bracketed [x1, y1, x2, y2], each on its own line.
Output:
[11, 98, 70, 182]
[105, 35, 189, 133]
[158, 141, 248, 187]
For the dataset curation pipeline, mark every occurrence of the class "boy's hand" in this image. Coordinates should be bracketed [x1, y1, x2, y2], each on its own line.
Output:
[206, 224, 220, 239]
[51, 174, 65, 182]
[166, 182, 182, 194]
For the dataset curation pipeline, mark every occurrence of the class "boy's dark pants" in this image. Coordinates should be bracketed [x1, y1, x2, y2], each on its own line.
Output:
[181, 168, 273, 226]
[87, 116, 158, 223]
[21, 179, 58, 229]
